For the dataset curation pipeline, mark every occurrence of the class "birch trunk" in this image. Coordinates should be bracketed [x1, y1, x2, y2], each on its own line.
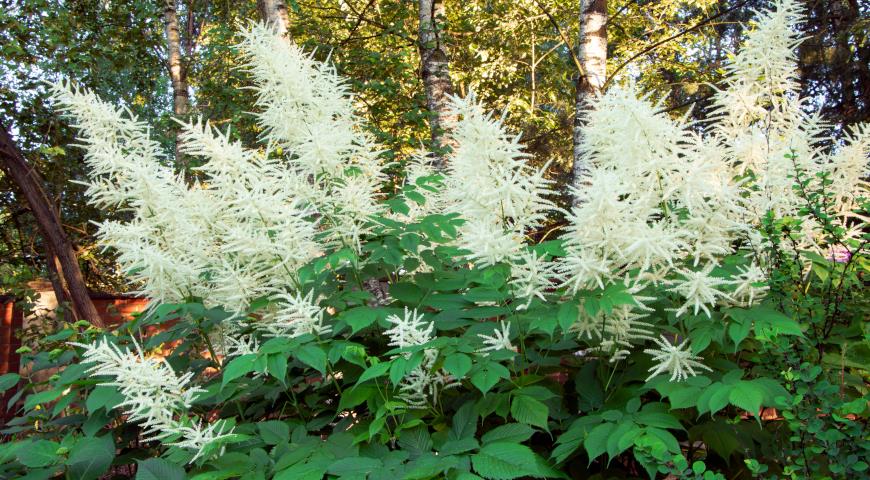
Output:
[418, 0, 457, 168]
[257, 0, 292, 39]
[163, 0, 189, 166]
[0, 122, 104, 327]
[571, 0, 607, 199]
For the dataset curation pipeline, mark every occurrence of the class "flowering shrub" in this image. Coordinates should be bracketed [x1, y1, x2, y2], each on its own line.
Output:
[0, 1, 867, 479]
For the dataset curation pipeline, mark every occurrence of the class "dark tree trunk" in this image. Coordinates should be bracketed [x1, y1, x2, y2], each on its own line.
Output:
[0, 123, 104, 327]
[418, 0, 457, 168]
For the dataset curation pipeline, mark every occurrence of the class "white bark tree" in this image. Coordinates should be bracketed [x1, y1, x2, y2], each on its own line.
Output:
[571, 0, 607, 198]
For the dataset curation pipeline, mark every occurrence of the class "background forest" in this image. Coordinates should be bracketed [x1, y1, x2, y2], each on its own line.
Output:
[1, 0, 868, 295]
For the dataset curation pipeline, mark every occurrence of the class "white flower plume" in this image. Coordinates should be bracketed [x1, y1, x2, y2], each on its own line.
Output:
[477, 321, 516, 356]
[383, 308, 456, 408]
[644, 335, 713, 382]
[72, 339, 233, 462]
[440, 92, 556, 269]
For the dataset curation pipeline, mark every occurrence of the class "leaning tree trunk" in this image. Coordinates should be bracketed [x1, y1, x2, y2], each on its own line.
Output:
[0, 123, 104, 327]
[571, 0, 607, 201]
[163, 0, 190, 166]
[257, 0, 292, 39]
[418, 0, 457, 168]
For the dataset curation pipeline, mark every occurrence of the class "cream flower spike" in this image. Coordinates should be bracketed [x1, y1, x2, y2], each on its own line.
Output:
[477, 321, 516, 356]
[72, 339, 233, 462]
[644, 335, 713, 382]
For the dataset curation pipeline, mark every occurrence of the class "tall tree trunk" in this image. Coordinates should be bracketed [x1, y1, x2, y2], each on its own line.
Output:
[418, 0, 457, 168]
[0, 123, 104, 327]
[257, 0, 292, 39]
[571, 0, 607, 200]
[163, 0, 190, 166]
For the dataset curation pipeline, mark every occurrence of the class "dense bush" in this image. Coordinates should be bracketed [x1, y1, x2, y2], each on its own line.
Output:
[0, 1, 867, 478]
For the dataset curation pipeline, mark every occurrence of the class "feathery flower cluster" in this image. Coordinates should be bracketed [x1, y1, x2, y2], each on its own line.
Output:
[569, 299, 656, 362]
[438, 93, 557, 307]
[52, 22, 389, 315]
[254, 290, 330, 339]
[555, 0, 866, 366]
[384, 308, 457, 408]
[238, 23, 387, 253]
[73, 340, 233, 462]
[477, 321, 516, 356]
[644, 336, 712, 382]
[709, 0, 869, 249]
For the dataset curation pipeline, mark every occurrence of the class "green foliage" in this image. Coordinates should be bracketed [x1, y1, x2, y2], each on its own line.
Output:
[1, 163, 865, 479]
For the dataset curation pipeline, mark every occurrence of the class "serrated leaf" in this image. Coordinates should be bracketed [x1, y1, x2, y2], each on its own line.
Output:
[729, 381, 763, 417]
[439, 437, 479, 455]
[221, 354, 257, 387]
[606, 422, 640, 460]
[258, 420, 290, 445]
[267, 354, 288, 383]
[471, 362, 510, 395]
[327, 457, 382, 476]
[471, 442, 541, 479]
[357, 361, 391, 385]
[443, 353, 472, 380]
[634, 411, 682, 430]
[584, 422, 615, 463]
[557, 302, 578, 332]
[296, 345, 327, 373]
[18, 440, 60, 468]
[136, 458, 187, 480]
[341, 307, 379, 333]
[0, 373, 19, 392]
[67, 435, 114, 480]
[510, 394, 549, 430]
[481, 423, 535, 445]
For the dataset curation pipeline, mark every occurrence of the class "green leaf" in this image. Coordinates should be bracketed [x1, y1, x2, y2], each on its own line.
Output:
[390, 283, 424, 304]
[0, 373, 19, 392]
[451, 401, 478, 440]
[753, 306, 803, 338]
[327, 457, 383, 476]
[443, 353, 472, 380]
[481, 423, 535, 445]
[18, 440, 60, 468]
[221, 354, 257, 387]
[439, 437, 479, 455]
[57, 363, 87, 386]
[258, 420, 290, 445]
[708, 384, 731, 415]
[471, 442, 542, 479]
[136, 458, 187, 480]
[274, 460, 328, 480]
[634, 411, 682, 430]
[727, 318, 752, 351]
[606, 422, 641, 460]
[584, 423, 615, 463]
[729, 381, 764, 417]
[296, 345, 327, 373]
[338, 385, 375, 410]
[66, 435, 114, 480]
[471, 362, 510, 395]
[510, 394, 549, 430]
[398, 426, 433, 458]
[557, 302, 578, 332]
[267, 354, 288, 383]
[341, 307, 379, 334]
[24, 388, 63, 411]
[357, 361, 391, 385]
[85, 385, 124, 415]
